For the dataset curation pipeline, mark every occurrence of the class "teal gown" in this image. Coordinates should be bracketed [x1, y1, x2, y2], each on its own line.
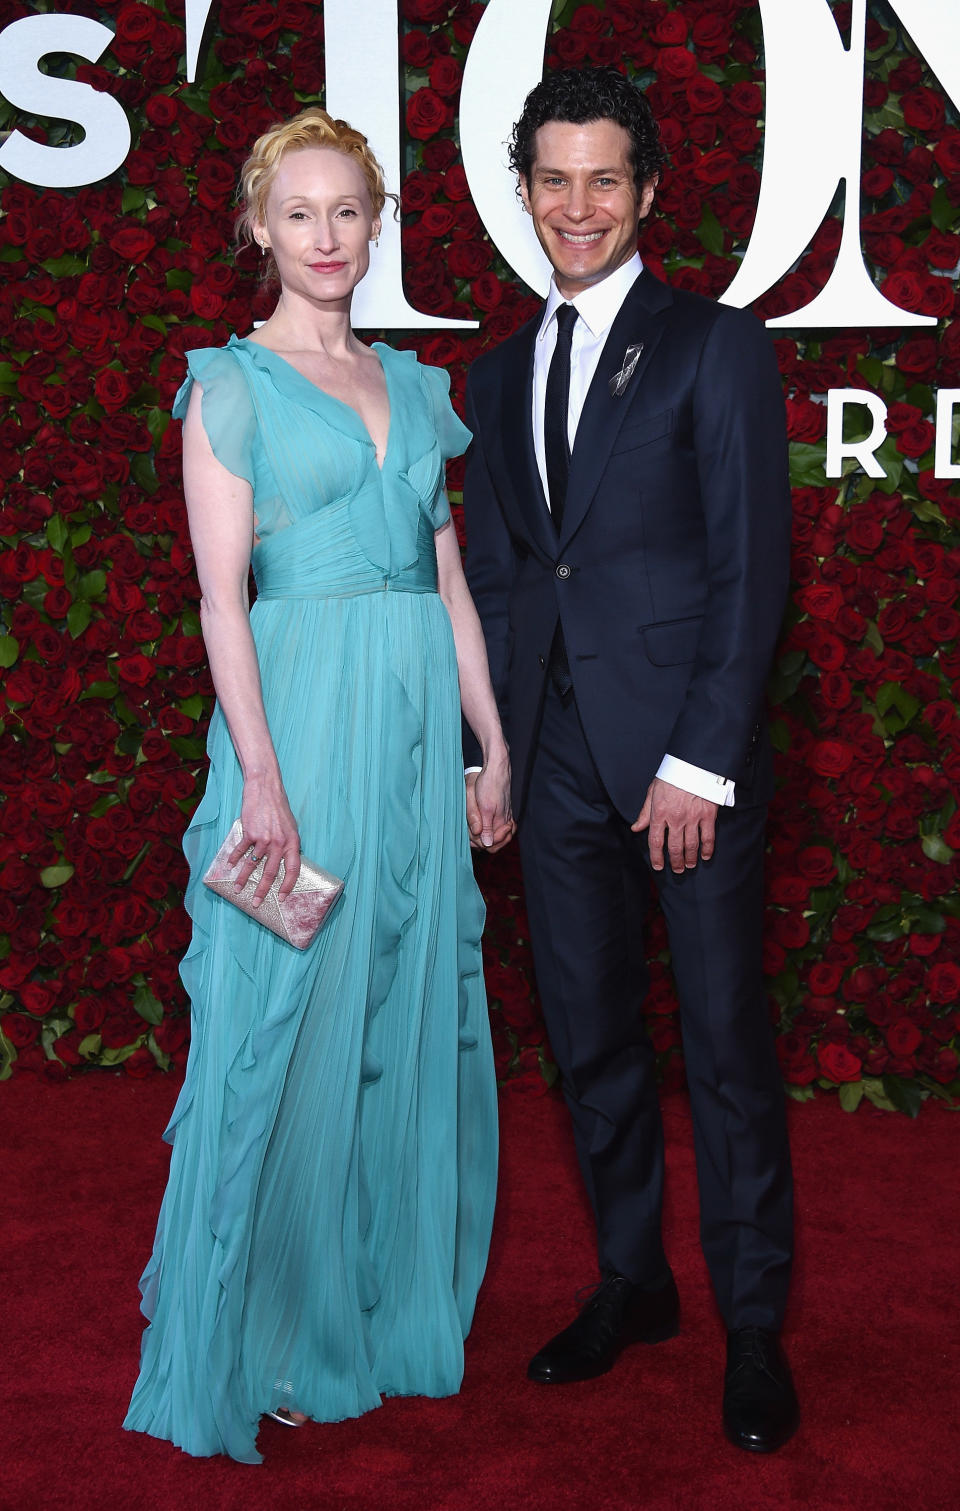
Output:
[124, 338, 498, 1463]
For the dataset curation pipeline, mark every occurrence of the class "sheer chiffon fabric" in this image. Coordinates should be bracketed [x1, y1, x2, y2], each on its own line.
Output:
[123, 340, 498, 1463]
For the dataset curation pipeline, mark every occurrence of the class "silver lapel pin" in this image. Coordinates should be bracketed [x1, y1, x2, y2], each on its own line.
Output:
[609, 342, 644, 397]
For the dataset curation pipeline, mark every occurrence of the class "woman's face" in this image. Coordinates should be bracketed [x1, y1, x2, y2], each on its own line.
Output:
[255, 146, 380, 309]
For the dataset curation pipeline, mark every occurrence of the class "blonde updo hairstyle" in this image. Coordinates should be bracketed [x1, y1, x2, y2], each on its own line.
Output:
[236, 108, 396, 278]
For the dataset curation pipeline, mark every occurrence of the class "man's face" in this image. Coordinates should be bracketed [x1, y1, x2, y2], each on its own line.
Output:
[520, 119, 657, 298]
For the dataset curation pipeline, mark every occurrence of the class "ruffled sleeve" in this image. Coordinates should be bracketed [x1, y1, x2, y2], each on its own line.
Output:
[413, 363, 472, 530]
[172, 346, 257, 486]
[418, 363, 472, 463]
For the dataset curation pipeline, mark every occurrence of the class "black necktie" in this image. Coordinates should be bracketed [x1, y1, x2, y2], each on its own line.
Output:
[544, 302, 578, 535]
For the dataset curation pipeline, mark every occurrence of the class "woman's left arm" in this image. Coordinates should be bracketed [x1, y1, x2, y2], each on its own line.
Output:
[435, 520, 514, 852]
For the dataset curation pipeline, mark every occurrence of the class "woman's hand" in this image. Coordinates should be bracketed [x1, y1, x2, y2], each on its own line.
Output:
[466, 753, 515, 853]
[230, 774, 301, 902]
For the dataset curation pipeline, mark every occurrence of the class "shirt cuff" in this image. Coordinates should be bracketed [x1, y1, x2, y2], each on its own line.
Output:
[464, 766, 482, 775]
[656, 754, 736, 807]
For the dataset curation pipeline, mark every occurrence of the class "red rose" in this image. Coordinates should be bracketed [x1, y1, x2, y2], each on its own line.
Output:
[816, 1042, 862, 1083]
[795, 583, 843, 621]
[685, 77, 723, 116]
[1, 1012, 40, 1048]
[94, 370, 131, 414]
[900, 86, 945, 133]
[657, 46, 697, 81]
[809, 740, 854, 778]
[447, 240, 492, 279]
[429, 56, 462, 97]
[926, 962, 960, 1005]
[885, 1019, 922, 1058]
[808, 961, 844, 995]
[109, 225, 157, 263]
[797, 847, 837, 885]
[471, 272, 503, 312]
[19, 981, 61, 1018]
[406, 88, 447, 142]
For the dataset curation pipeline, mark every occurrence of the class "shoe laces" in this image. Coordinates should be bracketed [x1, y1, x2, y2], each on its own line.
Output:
[729, 1326, 776, 1380]
[574, 1273, 631, 1312]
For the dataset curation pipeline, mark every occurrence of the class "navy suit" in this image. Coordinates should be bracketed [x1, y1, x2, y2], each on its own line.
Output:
[464, 268, 794, 1329]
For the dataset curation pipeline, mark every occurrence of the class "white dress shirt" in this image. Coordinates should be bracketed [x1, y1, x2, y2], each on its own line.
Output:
[532, 253, 735, 809]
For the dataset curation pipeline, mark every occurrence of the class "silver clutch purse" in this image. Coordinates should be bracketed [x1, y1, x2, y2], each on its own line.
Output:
[202, 819, 343, 949]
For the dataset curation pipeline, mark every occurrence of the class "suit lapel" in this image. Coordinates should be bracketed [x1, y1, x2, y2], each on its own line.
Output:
[559, 270, 674, 548]
[496, 316, 557, 556]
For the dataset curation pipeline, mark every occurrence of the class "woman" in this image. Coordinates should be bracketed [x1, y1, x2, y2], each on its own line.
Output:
[124, 109, 511, 1463]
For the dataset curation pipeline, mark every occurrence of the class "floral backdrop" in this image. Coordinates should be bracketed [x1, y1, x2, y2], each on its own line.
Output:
[1, 0, 959, 1114]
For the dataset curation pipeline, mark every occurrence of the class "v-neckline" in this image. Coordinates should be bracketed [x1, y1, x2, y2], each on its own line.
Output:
[237, 336, 392, 472]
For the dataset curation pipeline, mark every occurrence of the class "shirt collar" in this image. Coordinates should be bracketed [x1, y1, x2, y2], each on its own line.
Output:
[538, 252, 644, 341]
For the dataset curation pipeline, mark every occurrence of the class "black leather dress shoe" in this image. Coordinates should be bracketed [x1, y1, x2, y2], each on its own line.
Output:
[723, 1327, 798, 1453]
[527, 1272, 679, 1384]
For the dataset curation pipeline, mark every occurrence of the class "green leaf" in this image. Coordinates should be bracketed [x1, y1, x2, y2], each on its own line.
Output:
[41, 254, 87, 277]
[882, 1073, 923, 1118]
[81, 680, 117, 699]
[696, 203, 725, 256]
[122, 186, 146, 213]
[100, 1039, 145, 1066]
[77, 1033, 103, 1060]
[141, 314, 168, 335]
[46, 515, 69, 552]
[123, 843, 150, 882]
[145, 406, 170, 445]
[789, 442, 828, 487]
[931, 184, 955, 234]
[147, 1032, 171, 1072]
[911, 496, 946, 526]
[117, 726, 144, 756]
[77, 569, 106, 601]
[857, 356, 885, 388]
[838, 1079, 865, 1113]
[67, 600, 92, 639]
[864, 620, 884, 655]
[180, 608, 202, 637]
[872, 434, 903, 494]
[768, 717, 791, 752]
[785, 1084, 816, 1103]
[865, 917, 906, 942]
[875, 682, 919, 725]
[921, 834, 955, 865]
[40, 863, 75, 889]
[165, 268, 193, 292]
[134, 984, 163, 1026]
[0, 1027, 15, 1079]
[862, 1076, 897, 1112]
[130, 452, 159, 496]
[904, 905, 945, 935]
[0, 635, 19, 669]
[178, 694, 206, 720]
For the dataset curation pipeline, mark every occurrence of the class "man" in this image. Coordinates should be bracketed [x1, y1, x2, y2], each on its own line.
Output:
[463, 67, 797, 1453]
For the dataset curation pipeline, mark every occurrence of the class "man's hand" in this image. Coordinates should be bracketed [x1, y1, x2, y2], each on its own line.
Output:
[632, 777, 718, 874]
[466, 765, 515, 853]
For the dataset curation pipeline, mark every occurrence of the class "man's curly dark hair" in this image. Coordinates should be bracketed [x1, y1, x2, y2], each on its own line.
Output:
[508, 66, 665, 195]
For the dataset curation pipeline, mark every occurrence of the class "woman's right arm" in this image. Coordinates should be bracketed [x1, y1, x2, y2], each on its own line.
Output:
[182, 382, 300, 900]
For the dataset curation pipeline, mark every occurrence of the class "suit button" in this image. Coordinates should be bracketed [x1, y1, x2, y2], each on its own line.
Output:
[556, 563, 571, 579]
[538, 654, 545, 667]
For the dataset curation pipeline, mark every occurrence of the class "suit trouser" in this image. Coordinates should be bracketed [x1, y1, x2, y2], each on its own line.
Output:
[517, 683, 793, 1331]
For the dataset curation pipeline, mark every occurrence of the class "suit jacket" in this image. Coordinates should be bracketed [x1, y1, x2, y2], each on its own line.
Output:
[463, 267, 792, 822]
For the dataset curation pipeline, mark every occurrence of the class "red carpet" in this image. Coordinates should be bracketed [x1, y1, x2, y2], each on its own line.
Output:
[4, 1076, 958, 1511]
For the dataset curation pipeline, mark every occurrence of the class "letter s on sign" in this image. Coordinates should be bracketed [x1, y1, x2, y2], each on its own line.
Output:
[0, 14, 131, 189]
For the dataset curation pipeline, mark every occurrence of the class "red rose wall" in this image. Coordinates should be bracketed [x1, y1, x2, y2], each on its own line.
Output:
[1, 0, 959, 1115]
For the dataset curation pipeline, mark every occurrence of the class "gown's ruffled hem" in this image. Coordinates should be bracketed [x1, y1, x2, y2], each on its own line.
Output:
[126, 660, 490, 1464]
